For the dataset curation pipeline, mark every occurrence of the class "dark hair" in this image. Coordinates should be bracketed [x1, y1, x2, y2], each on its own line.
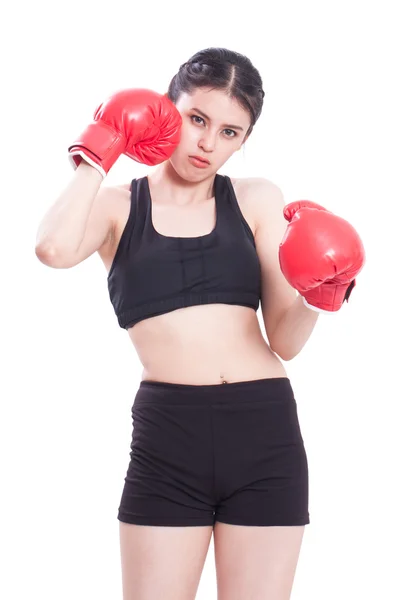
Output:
[167, 47, 265, 140]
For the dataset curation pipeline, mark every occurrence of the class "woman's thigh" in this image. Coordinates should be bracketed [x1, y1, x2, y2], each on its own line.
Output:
[214, 522, 306, 600]
[119, 522, 213, 600]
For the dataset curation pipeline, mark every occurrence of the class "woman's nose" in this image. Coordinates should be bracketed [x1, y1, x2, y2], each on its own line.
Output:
[198, 134, 216, 152]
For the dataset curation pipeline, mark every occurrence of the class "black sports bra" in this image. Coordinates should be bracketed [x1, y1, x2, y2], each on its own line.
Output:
[107, 174, 261, 329]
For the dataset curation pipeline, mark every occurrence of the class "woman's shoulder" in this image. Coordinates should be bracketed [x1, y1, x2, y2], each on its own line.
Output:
[224, 175, 279, 204]
[227, 176, 283, 235]
[228, 174, 277, 188]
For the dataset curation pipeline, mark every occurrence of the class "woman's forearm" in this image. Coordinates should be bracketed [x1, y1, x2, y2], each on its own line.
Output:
[269, 294, 320, 361]
[35, 161, 103, 255]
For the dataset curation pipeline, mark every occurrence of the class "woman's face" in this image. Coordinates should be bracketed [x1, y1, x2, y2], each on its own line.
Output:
[169, 87, 251, 179]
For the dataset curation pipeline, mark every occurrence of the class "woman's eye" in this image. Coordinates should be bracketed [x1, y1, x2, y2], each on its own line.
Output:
[190, 115, 236, 137]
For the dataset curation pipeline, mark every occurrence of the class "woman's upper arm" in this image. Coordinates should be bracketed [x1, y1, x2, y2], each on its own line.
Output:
[250, 178, 297, 348]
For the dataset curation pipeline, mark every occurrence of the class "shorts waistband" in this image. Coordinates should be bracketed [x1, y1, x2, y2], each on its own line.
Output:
[136, 376, 294, 405]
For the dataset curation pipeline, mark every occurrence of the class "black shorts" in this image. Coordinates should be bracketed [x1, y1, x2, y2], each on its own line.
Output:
[117, 377, 310, 527]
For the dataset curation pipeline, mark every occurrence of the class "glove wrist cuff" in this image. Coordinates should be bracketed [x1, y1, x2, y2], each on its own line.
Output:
[301, 296, 336, 314]
[68, 121, 127, 175]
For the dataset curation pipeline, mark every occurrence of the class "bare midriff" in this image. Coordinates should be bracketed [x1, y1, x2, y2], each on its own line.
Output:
[127, 303, 287, 385]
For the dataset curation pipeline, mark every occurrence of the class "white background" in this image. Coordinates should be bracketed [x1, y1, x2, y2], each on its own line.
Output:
[2, 0, 399, 598]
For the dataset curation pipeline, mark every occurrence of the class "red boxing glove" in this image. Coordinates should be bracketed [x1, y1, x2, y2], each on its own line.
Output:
[278, 200, 366, 313]
[68, 88, 182, 178]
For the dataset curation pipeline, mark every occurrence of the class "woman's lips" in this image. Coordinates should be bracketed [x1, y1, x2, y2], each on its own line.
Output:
[188, 156, 210, 168]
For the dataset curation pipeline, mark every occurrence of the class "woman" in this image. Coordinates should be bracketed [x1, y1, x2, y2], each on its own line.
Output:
[35, 48, 364, 600]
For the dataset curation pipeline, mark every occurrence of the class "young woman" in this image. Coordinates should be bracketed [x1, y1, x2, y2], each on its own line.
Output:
[35, 48, 365, 600]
